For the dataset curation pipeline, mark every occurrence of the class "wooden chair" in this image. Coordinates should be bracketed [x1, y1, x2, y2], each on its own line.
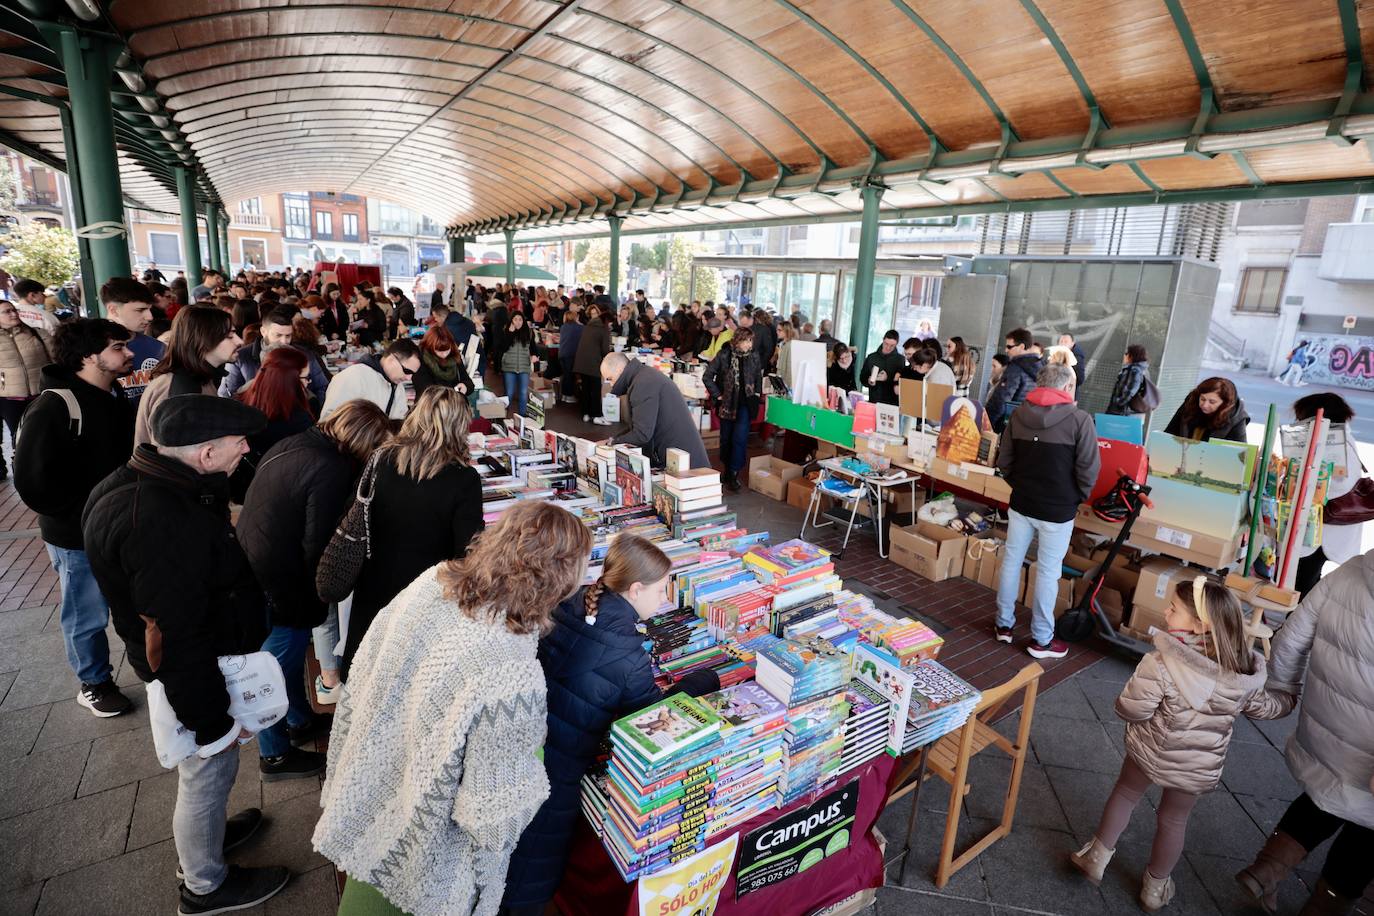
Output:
[888, 662, 1043, 888]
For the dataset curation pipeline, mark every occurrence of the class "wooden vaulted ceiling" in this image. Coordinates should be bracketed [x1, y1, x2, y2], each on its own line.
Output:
[4, 1, 1374, 233]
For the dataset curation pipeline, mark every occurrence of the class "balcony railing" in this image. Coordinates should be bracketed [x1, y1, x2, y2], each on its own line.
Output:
[232, 212, 273, 230]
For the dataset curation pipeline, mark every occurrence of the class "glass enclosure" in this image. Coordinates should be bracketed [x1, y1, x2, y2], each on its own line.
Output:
[753, 271, 784, 311]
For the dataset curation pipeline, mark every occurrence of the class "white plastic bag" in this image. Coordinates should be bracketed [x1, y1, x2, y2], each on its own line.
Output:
[146, 651, 289, 768]
[602, 394, 621, 423]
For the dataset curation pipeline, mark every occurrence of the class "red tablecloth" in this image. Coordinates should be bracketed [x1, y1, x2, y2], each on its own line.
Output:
[554, 754, 896, 916]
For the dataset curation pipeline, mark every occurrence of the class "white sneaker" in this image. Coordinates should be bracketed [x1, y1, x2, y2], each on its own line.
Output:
[314, 675, 340, 706]
[593, 417, 615, 426]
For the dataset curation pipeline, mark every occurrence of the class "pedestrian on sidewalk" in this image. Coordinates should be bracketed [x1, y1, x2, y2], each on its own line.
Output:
[0, 298, 52, 481]
[13, 319, 136, 717]
[993, 363, 1099, 660]
[1069, 576, 1288, 911]
[82, 395, 293, 915]
[703, 326, 763, 493]
[1236, 549, 1374, 916]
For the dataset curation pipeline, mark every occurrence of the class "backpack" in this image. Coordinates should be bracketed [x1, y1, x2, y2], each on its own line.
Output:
[16, 388, 82, 447]
[1128, 374, 1161, 414]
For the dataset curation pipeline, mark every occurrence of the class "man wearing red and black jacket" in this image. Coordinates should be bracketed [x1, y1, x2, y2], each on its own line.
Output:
[992, 362, 1099, 661]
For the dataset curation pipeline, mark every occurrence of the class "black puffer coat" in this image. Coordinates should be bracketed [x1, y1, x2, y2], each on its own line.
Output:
[82, 446, 266, 745]
[502, 590, 717, 908]
[237, 428, 359, 629]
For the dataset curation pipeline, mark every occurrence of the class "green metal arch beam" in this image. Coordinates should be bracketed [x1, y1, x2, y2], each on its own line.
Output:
[769, 0, 942, 159]
[193, 120, 617, 207]
[887, 0, 1021, 148]
[1231, 150, 1263, 187]
[1127, 161, 1164, 192]
[199, 136, 580, 215]
[644, 0, 877, 157]
[112, 3, 533, 37]
[533, 33, 781, 177]
[1328, 0, 1365, 141]
[1158, 0, 1217, 156]
[1016, 0, 1106, 125]
[576, 8, 829, 169]
[136, 30, 499, 69]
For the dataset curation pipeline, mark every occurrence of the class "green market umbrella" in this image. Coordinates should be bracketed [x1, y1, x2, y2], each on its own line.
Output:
[462, 262, 558, 281]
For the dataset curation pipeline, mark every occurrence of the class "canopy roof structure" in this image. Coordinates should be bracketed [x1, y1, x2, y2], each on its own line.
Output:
[4, 1, 1374, 236]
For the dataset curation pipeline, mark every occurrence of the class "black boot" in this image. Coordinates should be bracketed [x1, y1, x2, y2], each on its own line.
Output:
[723, 471, 741, 493]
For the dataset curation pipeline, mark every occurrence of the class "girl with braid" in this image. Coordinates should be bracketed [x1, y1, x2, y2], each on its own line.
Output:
[500, 535, 719, 915]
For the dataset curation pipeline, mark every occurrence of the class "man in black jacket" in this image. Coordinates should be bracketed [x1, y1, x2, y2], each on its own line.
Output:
[82, 395, 292, 915]
[602, 352, 710, 471]
[860, 330, 905, 406]
[987, 327, 1044, 432]
[13, 319, 136, 717]
[994, 363, 1100, 660]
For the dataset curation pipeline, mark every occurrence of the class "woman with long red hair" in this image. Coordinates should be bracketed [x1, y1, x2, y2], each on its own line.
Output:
[236, 346, 316, 489]
[412, 324, 475, 408]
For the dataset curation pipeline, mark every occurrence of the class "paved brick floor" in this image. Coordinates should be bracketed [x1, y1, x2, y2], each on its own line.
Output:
[0, 407, 1367, 915]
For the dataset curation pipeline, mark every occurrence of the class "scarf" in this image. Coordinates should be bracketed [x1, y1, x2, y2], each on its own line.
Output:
[421, 350, 460, 384]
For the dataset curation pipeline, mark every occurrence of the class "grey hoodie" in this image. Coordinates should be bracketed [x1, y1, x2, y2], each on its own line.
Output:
[1117, 631, 1284, 794]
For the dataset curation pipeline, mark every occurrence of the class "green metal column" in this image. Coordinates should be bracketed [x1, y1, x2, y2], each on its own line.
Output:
[608, 215, 622, 303]
[50, 27, 129, 292]
[448, 236, 464, 264]
[218, 212, 230, 273]
[175, 167, 202, 282]
[504, 229, 515, 285]
[57, 104, 99, 314]
[204, 202, 220, 272]
[847, 183, 886, 356]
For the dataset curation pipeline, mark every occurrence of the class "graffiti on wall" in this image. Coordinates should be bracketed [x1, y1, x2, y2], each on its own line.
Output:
[1290, 333, 1374, 391]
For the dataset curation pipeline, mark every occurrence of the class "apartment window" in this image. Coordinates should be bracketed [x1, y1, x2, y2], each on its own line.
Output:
[149, 231, 181, 267]
[342, 213, 359, 240]
[238, 197, 262, 215]
[1234, 267, 1287, 314]
[315, 210, 333, 238]
[284, 197, 309, 238]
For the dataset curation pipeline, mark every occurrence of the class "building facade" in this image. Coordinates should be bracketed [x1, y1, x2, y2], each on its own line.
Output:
[1, 151, 71, 230]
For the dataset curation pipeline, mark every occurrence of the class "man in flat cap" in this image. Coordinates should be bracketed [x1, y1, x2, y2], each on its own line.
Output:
[82, 395, 292, 915]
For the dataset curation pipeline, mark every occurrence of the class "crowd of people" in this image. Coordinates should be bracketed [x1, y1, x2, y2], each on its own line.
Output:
[1, 264, 1370, 916]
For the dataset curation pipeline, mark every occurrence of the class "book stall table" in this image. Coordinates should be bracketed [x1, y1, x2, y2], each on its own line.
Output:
[800, 458, 921, 559]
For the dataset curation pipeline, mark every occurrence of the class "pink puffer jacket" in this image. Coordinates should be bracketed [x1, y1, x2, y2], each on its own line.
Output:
[1116, 631, 1287, 794]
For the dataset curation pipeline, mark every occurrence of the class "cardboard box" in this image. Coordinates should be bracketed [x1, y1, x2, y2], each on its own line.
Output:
[890, 520, 968, 582]
[929, 457, 987, 496]
[787, 476, 817, 511]
[1132, 556, 1191, 631]
[1131, 517, 1242, 570]
[982, 474, 1012, 505]
[816, 440, 838, 460]
[748, 455, 804, 501]
[477, 400, 507, 420]
[531, 374, 551, 392]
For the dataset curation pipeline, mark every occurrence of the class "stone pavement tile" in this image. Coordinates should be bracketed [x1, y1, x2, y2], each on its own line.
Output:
[1185, 850, 1316, 915]
[0, 704, 47, 760]
[1250, 707, 1300, 750]
[1230, 712, 1269, 745]
[1221, 741, 1301, 800]
[1075, 652, 1137, 685]
[230, 789, 328, 876]
[877, 886, 992, 915]
[0, 881, 40, 916]
[0, 606, 53, 641]
[33, 697, 148, 751]
[1031, 679, 1096, 721]
[33, 837, 180, 916]
[1098, 840, 1221, 916]
[1073, 675, 1125, 723]
[961, 754, 1070, 833]
[0, 741, 91, 819]
[0, 671, 14, 707]
[127, 744, 262, 853]
[878, 800, 989, 901]
[1029, 715, 1123, 775]
[77, 727, 167, 797]
[0, 662, 79, 713]
[1044, 764, 1161, 849]
[0, 784, 135, 889]
[263, 862, 341, 916]
[1100, 720, 1126, 756]
[978, 821, 1109, 916]
[0, 629, 66, 677]
[1182, 787, 1266, 851]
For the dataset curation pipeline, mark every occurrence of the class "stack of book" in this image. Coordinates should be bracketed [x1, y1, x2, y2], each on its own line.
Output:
[698, 683, 787, 836]
[603, 695, 724, 880]
[876, 619, 945, 666]
[642, 609, 732, 689]
[839, 680, 892, 775]
[754, 636, 851, 804]
[901, 660, 981, 754]
[653, 468, 724, 527]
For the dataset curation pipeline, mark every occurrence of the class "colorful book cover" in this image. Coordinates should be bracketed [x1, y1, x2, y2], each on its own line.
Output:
[699, 683, 786, 733]
[611, 694, 722, 764]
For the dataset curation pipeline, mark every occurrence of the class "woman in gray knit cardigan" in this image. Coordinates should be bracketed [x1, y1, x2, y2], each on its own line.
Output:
[314, 500, 593, 916]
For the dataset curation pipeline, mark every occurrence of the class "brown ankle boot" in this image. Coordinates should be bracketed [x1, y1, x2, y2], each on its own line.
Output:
[1297, 879, 1358, 916]
[1235, 831, 1308, 914]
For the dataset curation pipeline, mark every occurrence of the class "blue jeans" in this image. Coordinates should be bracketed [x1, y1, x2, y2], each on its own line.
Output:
[312, 603, 341, 677]
[718, 413, 751, 474]
[257, 624, 312, 759]
[995, 508, 1074, 646]
[504, 371, 529, 417]
[173, 743, 239, 895]
[45, 544, 112, 686]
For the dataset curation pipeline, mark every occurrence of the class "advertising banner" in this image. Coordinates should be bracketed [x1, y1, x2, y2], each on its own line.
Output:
[734, 781, 859, 899]
[637, 834, 737, 916]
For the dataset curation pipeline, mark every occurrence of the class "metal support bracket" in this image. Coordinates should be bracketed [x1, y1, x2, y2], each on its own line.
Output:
[1185, 88, 1218, 160]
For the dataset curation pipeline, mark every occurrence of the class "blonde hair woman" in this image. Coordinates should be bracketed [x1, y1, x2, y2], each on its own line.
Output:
[503, 535, 719, 911]
[316, 501, 593, 916]
[339, 386, 484, 676]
